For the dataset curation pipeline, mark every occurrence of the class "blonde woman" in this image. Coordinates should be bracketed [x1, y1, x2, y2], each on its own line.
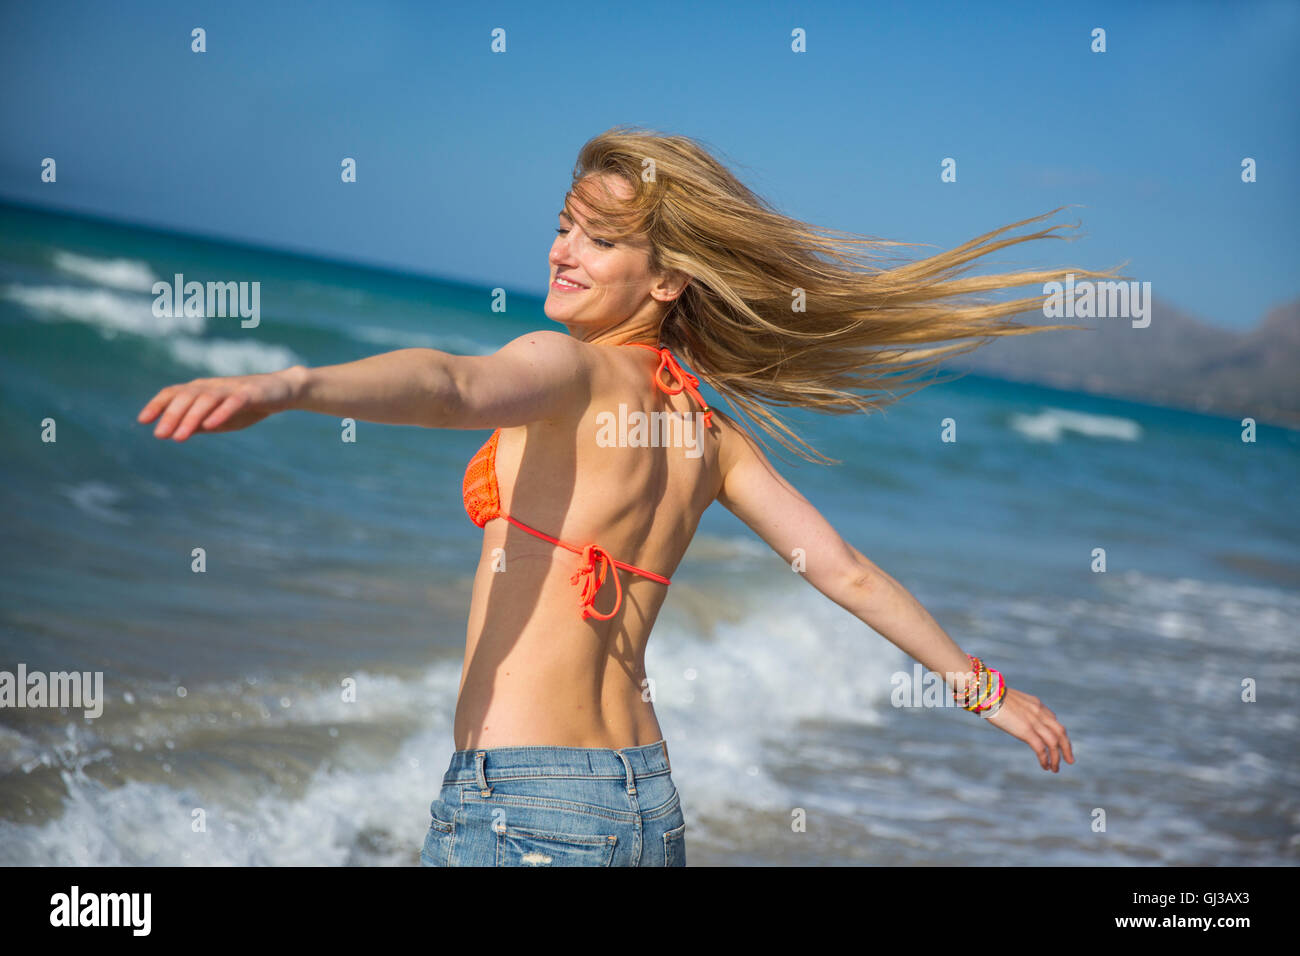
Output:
[139, 126, 1090, 867]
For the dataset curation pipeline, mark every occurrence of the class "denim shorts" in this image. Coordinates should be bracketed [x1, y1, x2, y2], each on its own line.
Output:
[420, 739, 686, 867]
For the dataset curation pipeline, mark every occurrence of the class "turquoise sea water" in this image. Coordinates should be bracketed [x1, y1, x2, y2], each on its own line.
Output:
[1, 201, 1297, 865]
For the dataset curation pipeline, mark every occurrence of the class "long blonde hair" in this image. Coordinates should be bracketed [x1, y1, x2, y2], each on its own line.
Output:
[565, 125, 1128, 464]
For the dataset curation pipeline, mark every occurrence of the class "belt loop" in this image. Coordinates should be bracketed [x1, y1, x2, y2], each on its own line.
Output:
[661, 740, 670, 772]
[474, 750, 492, 797]
[615, 749, 637, 795]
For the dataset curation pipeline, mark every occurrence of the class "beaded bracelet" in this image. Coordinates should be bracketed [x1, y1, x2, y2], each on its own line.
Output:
[972, 670, 1005, 713]
[978, 690, 1007, 718]
[953, 654, 1007, 715]
[962, 666, 985, 708]
[959, 656, 993, 710]
[976, 677, 1007, 717]
[971, 669, 1005, 713]
[971, 673, 997, 711]
[953, 655, 983, 708]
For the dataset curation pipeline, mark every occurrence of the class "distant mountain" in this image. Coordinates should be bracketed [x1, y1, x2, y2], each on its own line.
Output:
[949, 296, 1300, 427]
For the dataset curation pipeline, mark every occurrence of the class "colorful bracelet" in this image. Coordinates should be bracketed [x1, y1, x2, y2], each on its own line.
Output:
[977, 678, 1008, 716]
[951, 655, 1009, 716]
[967, 663, 995, 710]
[971, 669, 1005, 713]
[952, 655, 1007, 713]
[954, 655, 983, 708]
[978, 691, 1007, 718]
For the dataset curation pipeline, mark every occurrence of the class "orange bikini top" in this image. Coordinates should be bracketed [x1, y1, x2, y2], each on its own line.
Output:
[462, 341, 714, 621]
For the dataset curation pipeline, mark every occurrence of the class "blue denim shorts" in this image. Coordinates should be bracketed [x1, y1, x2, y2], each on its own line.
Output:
[420, 739, 686, 867]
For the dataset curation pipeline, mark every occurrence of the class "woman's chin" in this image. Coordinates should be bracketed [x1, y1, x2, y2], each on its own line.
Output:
[543, 299, 574, 321]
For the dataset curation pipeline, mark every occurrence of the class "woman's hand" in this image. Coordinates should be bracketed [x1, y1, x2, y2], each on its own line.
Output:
[983, 687, 1074, 772]
[137, 366, 306, 441]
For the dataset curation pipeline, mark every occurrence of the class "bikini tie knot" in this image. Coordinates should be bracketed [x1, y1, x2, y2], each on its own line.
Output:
[570, 543, 624, 621]
[650, 347, 714, 430]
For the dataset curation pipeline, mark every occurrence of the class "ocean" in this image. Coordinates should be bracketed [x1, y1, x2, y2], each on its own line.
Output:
[1, 201, 1296, 866]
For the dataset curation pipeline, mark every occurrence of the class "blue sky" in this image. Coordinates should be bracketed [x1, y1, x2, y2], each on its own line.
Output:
[1, 0, 1296, 329]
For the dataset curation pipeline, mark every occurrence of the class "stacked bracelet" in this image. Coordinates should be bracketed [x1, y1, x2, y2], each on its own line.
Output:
[972, 669, 1006, 716]
[955, 655, 982, 708]
[977, 689, 1007, 718]
[953, 654, 1007, 716]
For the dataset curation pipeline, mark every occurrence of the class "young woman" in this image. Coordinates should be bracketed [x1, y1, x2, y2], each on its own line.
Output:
[139, 126, 1092, 867]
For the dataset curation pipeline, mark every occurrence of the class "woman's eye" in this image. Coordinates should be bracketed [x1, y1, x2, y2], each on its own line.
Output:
[554, 227, 613, 249]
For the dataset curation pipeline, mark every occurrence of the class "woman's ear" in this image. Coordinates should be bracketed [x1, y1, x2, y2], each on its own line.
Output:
[655, 269, 691, 302]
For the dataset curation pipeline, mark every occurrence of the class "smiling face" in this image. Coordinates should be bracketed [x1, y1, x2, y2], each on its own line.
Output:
[544, 172, 688, 341]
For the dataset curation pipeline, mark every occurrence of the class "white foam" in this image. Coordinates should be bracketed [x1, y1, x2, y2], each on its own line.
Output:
[1110, 570, 1300, 651]
[52, 250, 160, 293]
[56, 480, 132, 525]
[0, 584, 907, 864]
[641, 584, 907, 840]
[166, 337, 303, 376]
[5, 566, 1291, 865]
[1009, 407, 1142, 442]
[0, 665, 465, 865]
[3, 284, 203, 337]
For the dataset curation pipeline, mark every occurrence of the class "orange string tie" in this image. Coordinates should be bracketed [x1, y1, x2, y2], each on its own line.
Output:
[652, 348, 714, 429]
[570, 543, 624, 620]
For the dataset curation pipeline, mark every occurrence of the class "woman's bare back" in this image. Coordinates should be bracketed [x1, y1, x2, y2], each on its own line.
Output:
[453, 342, 729, 750]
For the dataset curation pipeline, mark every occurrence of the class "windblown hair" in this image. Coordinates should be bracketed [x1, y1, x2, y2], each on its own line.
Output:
[565, 125, 1128, 464]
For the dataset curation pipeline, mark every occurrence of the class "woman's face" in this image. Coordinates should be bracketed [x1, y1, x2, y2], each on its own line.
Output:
[544, 173, 685, 336]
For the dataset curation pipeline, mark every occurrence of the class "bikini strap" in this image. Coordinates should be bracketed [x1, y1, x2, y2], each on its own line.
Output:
[621, 342, 714, 429]
[500, 514, 670, 621]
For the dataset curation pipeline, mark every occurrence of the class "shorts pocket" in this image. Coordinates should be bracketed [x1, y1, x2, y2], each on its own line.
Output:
[419, 801, 457, 867]
[495, 823, 617, 867]
[663, 822, 686, 867]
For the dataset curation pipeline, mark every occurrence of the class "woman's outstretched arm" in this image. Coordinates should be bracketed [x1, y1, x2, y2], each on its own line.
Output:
[138, 330, 589, 440]
[713, 410, 1075, 773]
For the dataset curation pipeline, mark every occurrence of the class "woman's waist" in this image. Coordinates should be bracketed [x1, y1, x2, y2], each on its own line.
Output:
[462, 599, 661, 667]
[441, 737, 673, 785]
[453, 687, 665, 753]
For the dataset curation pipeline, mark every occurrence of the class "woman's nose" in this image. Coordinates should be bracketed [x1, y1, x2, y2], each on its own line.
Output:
[549, 239, 575, 266]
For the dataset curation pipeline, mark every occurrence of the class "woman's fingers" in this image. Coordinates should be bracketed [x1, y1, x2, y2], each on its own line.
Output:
[1049, 719, 1074, 766]
[1033, 703, 1073, 770]
[137, 385, 180, 424]
[171, 392, 224, 441]
[1034, 717, 1073, 772]
[201, 392, 248, 431]
[141, 373, 288, 438]
[1026, 727, 1051, 771]
[988, 690, 1074, 772]
[153, 390, 202, 439]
